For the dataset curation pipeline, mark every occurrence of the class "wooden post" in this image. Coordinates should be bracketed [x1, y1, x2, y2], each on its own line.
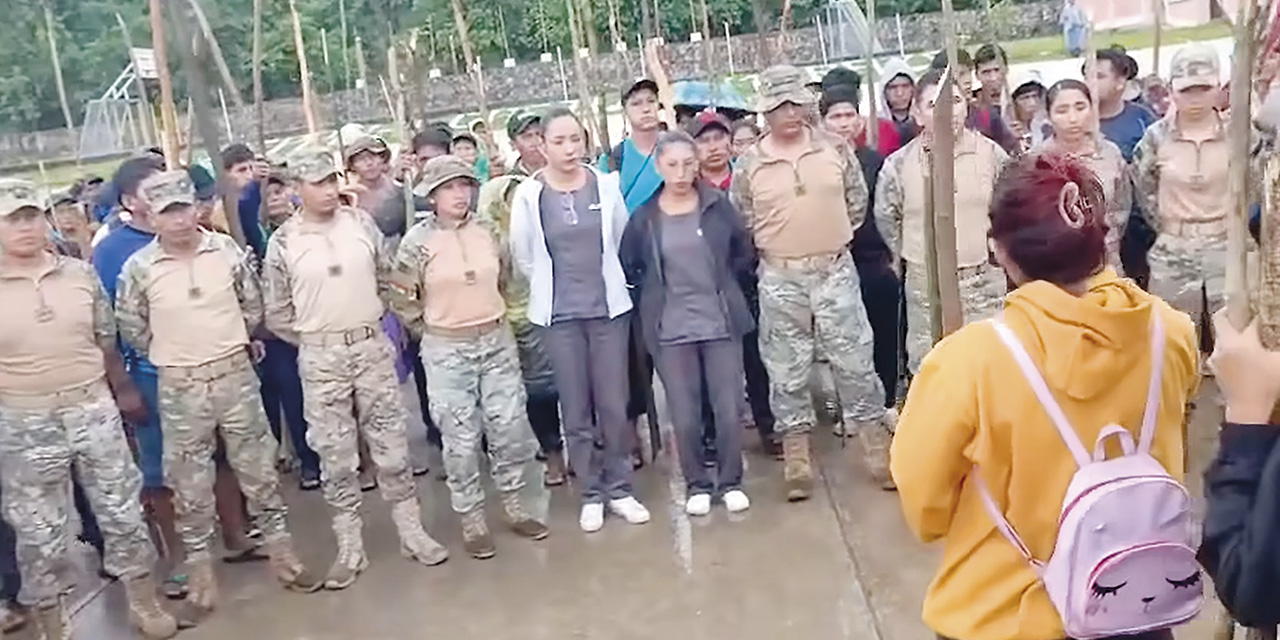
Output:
[252, 0, 265, 152]
[563, 0, 601, 146]
[1085, 23, 1098, 136]
[1152, 0, 1164, 77]
[147, 0, 182, 169]
[116, 13, 158, 147]
[339, 0, 352, 91]
[1225, 0, 1258, 331]
[385, 46, 416, 235]
[186, 0, 245, 107]
[289, 0, 319, 136]
[578, 0, 612, 151]
[931, 0, 963, 338]
[865, 0, 878, 150]
[449, 0, 493, 130]
[42, 0, 75, 135]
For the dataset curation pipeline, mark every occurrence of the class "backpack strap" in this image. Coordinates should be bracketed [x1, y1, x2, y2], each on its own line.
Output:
[1137, 309, 1166, 455]
[990, 318, 1093, 468]
[971, 467, 1046, 577]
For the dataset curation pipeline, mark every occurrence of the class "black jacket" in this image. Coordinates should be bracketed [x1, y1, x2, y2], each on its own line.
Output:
[619, 183, 757, 356]
[1197, 423, 1280, 627]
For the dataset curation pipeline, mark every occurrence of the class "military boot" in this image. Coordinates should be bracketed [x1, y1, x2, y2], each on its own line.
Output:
[501, 491, 549, 540]
[264, 537, 323, 593]
[124, 574, 178, 639]
[185, 559, 218, 613]
[32, 599, 68, 640]
[460, 508, 496, 559]
[782, 433, 814, 502]
[391, 500, 449, 566]
[858, 408, 897, 491]
[323, 513, 369, 591]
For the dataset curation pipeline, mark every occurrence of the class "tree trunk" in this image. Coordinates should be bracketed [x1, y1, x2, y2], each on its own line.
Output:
[751, 0, 769, 69]
[449, 0, 491, 127]
[640, 0, 654, 40]
[42, 0, 75, 135]
[186, 0, 245, 107]
[578, 0, 611, 150]
[147, 0, 182, 169]
[564, 0, 601, 147]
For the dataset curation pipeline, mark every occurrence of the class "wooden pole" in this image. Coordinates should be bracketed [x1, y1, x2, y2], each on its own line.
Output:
[563, 0, 602, 146]
[449, 0, 493, 133]
[116, 13, 158, 147]
[147, 0, 182, 169]
[931, 0, 963, 338]
[1085, 23, 1098, 136]
[42, 1, 75, 135]
[1225, 0, 1258, 331]
[865, 0, 878, 150]
[186, 0, 245, 107]
[1152, 0, 1164, 77]
[579, 0, 612, 151]
[289, 0, 319, 136]
[252, 0, 265, 152]
[340, 0, 352, 91]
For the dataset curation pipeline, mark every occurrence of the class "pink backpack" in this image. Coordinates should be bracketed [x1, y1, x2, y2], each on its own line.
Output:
[975, 312, 1203, 640]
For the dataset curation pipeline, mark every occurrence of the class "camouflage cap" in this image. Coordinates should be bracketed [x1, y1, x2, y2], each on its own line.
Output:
[413, 155, 479, 199]
[0, 179, 43, 218]
[289, 147, 341, 184]
[1170, 44, 1220, 91]
[506, 110, 543, 140]
[140, 170, 196, 214]
[757, 65, 816, 113]
[343, 135, 391, 164]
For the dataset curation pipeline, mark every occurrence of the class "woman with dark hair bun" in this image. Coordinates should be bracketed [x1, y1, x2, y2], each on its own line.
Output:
[890, 152, 1199, 640]
[1039, 79, 1132, 274]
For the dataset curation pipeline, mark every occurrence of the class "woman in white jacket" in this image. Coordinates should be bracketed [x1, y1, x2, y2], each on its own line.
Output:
[508, 108, 651, 533]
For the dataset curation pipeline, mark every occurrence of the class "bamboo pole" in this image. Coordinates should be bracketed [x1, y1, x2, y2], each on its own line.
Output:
[116, 13, 158, 147]
[1225, 1, 1258, 331]
[930, 0, 963, 337]
[252, 0, 265, 152]
[147, 0, 182, 169]
[865, 0, 878, 150]
[42, 1, 75, 135]
[186, 0, 245, 107]
[288, 0, 319, 136]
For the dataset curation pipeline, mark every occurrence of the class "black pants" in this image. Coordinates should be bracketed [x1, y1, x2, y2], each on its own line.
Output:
[1121, 207, 1156, 291]
[856, 261, 903, 407]
[527, 391, 564, 453]
[405, 337, 443, 449]
[741, 329, 775, 439]
[259, 338, 321, 475]
[940, 631, 1173, 640]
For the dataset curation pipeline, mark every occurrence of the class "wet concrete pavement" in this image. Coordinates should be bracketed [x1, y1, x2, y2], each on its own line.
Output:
[47, 382, 1233, 640]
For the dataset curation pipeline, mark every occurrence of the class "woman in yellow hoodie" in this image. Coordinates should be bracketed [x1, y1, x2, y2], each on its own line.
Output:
[890, 152, 1200, 640]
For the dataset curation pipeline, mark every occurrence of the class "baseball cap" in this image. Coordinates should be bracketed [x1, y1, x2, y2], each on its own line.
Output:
[290, 147, 342, 184]
[0, 179, 43, 218]
[1170, 44, 1220, 91]
[343, 135, 390, 164]
[686, 110, 732, 138]
[452, 131, 478, 146]
[46, 189, 78, 209]
[621, 78, 660, 105]
[757, 65, 817, 113]
[506, 111, 542, 140]
[821, 67, 863, 93]
[141, 170, 197, 214]
[1010, 70, 1046, 99]
[413, 155, 479, 199]
[188, 165, 217, 201]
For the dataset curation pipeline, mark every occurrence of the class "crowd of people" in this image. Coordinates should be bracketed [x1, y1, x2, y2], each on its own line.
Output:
[1, 33, 1280, 640]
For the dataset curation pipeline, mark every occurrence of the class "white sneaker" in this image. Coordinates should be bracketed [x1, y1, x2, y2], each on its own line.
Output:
[832, 422, 854, 437]
[685, 494, 712, 516]
[723, 490, 751, 513]
[608, 496, 651, 524]
[579, 503, 605, 533]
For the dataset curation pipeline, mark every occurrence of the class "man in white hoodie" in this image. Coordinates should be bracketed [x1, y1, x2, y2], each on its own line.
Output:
[880, 59, 919, 148]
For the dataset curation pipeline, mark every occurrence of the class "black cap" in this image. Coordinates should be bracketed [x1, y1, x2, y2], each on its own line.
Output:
[506, 111, 542, 140]
[821, 67, 863, 92]
[452, 132, 478, 146]
[621, 78, 660, 104]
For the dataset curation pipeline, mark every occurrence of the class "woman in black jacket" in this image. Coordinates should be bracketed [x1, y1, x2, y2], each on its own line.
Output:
[1198, 309, 1280, 631]
[619, 131, 757, 517]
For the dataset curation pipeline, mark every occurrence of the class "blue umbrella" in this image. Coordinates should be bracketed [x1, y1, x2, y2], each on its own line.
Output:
[671, 79, 752, 112]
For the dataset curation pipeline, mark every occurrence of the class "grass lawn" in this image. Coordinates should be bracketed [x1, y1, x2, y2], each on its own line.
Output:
[1002, 20, 1234, 64]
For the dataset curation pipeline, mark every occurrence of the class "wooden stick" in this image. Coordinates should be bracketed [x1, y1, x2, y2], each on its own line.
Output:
[116, 13, 158, 147]
[1085, 22, 1098, 137]
[339, 0, 352, 91]
[932, 0, 963, 337]
[187, 0, 244, 107]
[384, 45, 416, 236]
[644, 40, 677, 130]
[289, 0, 319, 136]
[42, 0, 75, 135]
[449, 0, 493, 133]
[563, 0, 601, 146]
[865, 0, 878, 150]
[148, 0, 182, 169]
[1152, 0, 1164, 77]
[355, 36, 370, 106]
[1226, 0, 1258, 331]
[252, 0, 265, 153]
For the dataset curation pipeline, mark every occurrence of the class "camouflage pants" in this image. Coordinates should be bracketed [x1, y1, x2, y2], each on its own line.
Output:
[420, 324, 537, 514]
[904, 261, 1007, 374]
[157, 351, 291, 563]
[1149, 234, 1227, 322]
[0, 380, 154, 606]
[298, 333, 416, 521]
[758, 252, 885, 435]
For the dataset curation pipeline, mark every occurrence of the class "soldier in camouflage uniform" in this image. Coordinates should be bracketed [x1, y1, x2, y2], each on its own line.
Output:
[115, 171, 321, 617]
[731, 66, 892, 500]
[876, 68, 1010, 378]
[0, 179, 178, 639]
[263, 148, 448, 588]
[389, 156, 546, 559]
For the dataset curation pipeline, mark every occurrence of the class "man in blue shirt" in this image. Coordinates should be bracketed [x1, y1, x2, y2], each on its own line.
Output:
[602, 78, 665, 213]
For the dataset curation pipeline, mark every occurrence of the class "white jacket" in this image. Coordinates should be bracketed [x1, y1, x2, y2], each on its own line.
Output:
[508, 164, 634, 327]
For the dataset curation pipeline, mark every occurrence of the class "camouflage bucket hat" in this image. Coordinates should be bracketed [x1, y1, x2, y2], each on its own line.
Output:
[289, 147, 341, 184]
[757, 65, 816, 113]
[1170, 43, 1220, 91]
[0, 179, 43, 218]
[413, 155, 479, 199]
[140, 170, 197, 213]
[343, 135, 391, 164]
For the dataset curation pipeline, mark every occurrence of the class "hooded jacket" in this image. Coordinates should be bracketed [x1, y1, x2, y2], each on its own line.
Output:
[879, 58, 920, 145]
[891, 269, 1199, 640]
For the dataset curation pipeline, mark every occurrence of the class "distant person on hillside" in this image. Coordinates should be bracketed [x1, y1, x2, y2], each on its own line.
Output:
[1060, 0, 1088, 56]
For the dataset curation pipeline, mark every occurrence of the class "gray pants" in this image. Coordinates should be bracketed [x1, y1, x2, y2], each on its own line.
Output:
[544, 315, 634, 504]
[654, 338, 745, 495]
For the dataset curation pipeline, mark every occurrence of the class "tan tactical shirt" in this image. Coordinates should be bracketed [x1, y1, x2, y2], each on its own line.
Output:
[730, 127, 869, 260]
[388, 213, 508, 336]
[1133, 115, 1230, 238]
[875, 129, 1010, 269]
[0, 254, 112, 395]
[116, 231, 260, 367]
[262, 206, 387, 343]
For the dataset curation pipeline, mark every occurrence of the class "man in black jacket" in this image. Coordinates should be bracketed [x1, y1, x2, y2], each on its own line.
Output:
[1199, 309, 1280, 630]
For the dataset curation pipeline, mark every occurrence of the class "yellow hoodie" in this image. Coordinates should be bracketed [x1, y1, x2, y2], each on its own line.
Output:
[890, 269, 1199, 640]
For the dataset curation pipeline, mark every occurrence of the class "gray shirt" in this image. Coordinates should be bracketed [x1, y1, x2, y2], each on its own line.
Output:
[539, 172, 609, 322]
[657, 210, 730, 345]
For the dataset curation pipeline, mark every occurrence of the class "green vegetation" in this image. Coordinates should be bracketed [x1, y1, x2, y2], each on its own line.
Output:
[1002, 20, 1234, 64]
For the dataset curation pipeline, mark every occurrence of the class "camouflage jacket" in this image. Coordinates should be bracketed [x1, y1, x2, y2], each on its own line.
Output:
[387, 210, 511, 338]
[474, 174, 531, 328]
[262, 206, 390, 345]
[116, 231, 262, 360]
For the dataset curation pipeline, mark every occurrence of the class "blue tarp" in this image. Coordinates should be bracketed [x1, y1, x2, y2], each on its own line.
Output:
[671, 80, 752, 112]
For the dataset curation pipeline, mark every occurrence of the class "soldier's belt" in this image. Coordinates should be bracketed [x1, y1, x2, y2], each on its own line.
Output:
[0, 377, 106, 409]
[424, 319, 503, 339]
[1163, 218, 1226, 240]
[299, 325, 379, 347]
[761, 251, 846, 272]
[159, 350, 251, 381]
